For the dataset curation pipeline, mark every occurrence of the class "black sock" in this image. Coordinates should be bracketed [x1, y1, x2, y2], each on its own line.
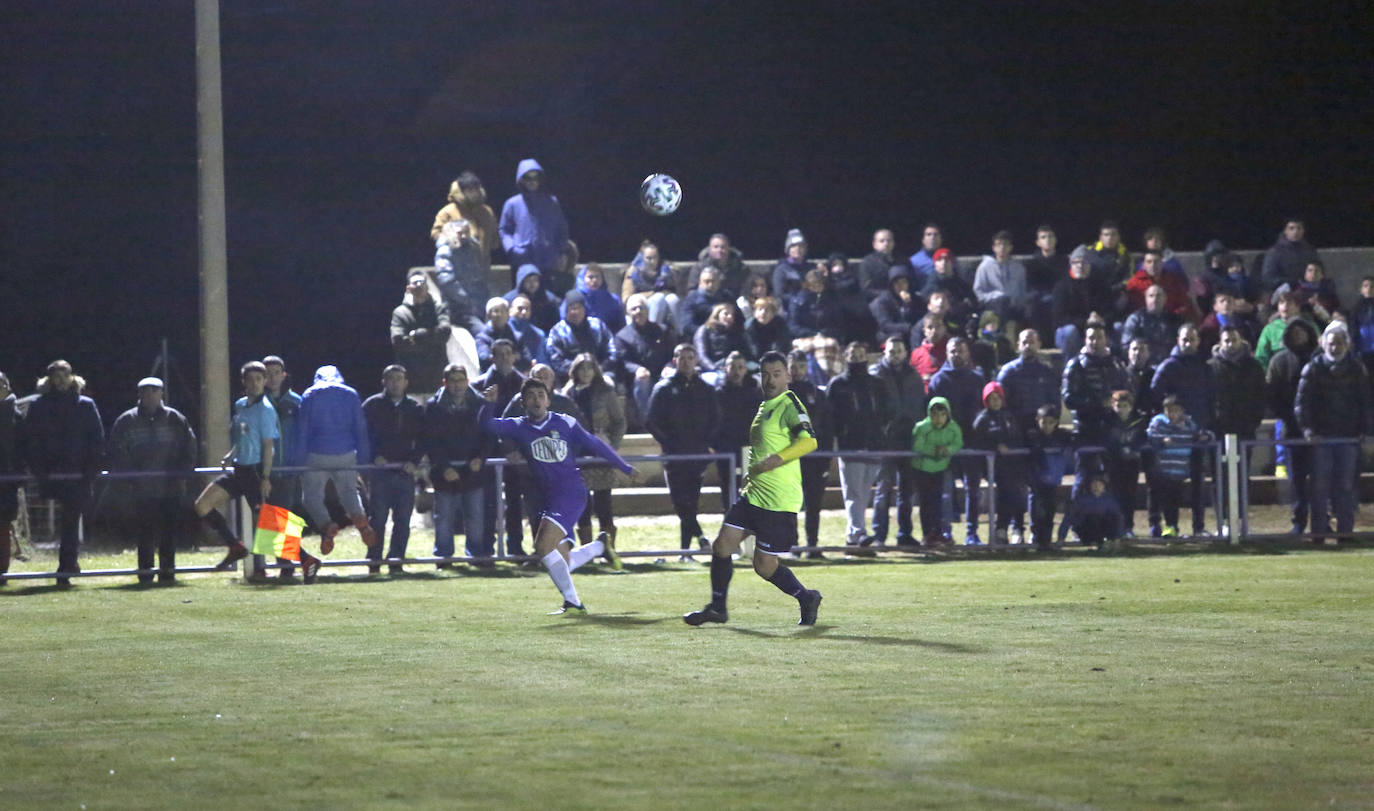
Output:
[202, 510, 237, 546]
[766, 564, 805, 598]
[709, 554, 733, 611]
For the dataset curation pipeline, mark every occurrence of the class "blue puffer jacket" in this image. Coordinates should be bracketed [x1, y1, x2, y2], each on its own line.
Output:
[996, 356, 1061, 427]
[290, 366, 371, 464]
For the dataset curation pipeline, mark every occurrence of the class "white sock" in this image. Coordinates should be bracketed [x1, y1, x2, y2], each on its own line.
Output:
[568, 540, 604, 572]
[541, 549, 580, 605]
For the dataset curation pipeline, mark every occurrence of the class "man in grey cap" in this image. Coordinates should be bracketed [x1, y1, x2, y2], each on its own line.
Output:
[106, 376, 198, 583]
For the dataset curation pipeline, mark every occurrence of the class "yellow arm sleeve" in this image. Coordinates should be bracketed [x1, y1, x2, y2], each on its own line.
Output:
[775, 435, 818, 463]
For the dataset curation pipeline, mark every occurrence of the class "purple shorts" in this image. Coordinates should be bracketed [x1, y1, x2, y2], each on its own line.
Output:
[537, 488, 588, 539]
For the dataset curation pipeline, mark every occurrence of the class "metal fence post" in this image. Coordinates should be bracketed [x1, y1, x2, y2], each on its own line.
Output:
[1224, 434, 1241, 545]
[494, 460, 506, 558]
[986, 451, 998, 545]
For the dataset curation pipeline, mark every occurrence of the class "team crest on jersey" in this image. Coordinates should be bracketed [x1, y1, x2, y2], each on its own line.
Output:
[530, 433, 569, 463]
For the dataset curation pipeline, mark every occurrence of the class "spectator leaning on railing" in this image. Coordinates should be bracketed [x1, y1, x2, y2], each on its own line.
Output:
[105, 376, 197, 584]
[1294, 323, 1373, 543]
[21, 360, 104, 587]
[0, 372, 19, 586]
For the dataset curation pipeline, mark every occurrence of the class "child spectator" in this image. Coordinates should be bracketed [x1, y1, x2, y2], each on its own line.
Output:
[1353, 276, 1374, 375]
[1147, 395, 1213, 538]
[970, 311, 1014, 381]
[910, 397, 962, 546]
[909, 315, 949, 385]
[971, 381, 1025, 544]
[1057, 471, 1123, 549]
[1025, 403, 1073, 549]
[1103, 389, 1149, 537]
[1290, 261, 1341, 328]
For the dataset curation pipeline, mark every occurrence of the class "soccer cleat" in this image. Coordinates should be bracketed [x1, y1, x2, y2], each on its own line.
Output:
[1009, 528, 1025, 545]
[1162, 526, 1178, 538]
[1274, 464, 1288, 479]
[683, 604, 728, 626]
[797, 589, 823, 626]
[965, 532, 983, 546]
[548, 601, 587, 615]
[300, 552, 321, 585]
[216, 543, 248, 570]
[597, 531, 622, 571]
[696, 536, 710, 551]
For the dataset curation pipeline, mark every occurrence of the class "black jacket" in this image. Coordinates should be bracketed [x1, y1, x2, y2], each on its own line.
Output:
[646, 372, 719, 454]
[22, 388, 105, 481]
[615, 320, 676, 383]
[1295, 351, 1373, 438]
[1061, 350, 1130, 442]
[714, 376, 763, 452]
[362, 393, 424, 466]
[872, 358, 926, 450]
[1207, 346, 1266, 437]
[826, 366, 885, 450]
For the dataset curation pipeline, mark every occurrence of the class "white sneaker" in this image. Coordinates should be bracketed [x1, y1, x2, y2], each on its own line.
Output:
[1009, 529, 1024, 545]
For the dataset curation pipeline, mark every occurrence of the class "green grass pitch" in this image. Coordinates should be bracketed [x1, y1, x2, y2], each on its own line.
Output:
[2, 511, 1371, 809]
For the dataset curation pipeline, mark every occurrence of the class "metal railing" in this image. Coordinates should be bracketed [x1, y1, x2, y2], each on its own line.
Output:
[2, 437, 1368, 582]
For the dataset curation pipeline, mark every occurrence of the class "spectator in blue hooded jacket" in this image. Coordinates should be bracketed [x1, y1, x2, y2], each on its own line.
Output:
[498, 158, 569, 275]
[291, 365, 375, 552]
[568, 263, 624, 332]
[929, 337, 987, 541]
[506, 293, 552, 369]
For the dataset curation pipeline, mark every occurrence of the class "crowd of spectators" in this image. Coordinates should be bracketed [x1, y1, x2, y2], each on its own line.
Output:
[3, 165, 1372, 586]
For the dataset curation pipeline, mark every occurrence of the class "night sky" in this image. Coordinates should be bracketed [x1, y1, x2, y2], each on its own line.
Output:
[2, 0, 1370, 434]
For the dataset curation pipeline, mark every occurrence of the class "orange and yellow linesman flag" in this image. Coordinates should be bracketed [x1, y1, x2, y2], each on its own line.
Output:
[253, 504, 305, 562]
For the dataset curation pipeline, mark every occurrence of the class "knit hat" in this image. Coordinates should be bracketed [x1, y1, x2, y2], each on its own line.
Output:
[563, 289, 587, 309]
[137, 377, 164, 389]
[785, 228, 806, 250]
[1069, 244, 1089, 263]
[932, 247, 952, 262]
[982, 380, 1005, 406]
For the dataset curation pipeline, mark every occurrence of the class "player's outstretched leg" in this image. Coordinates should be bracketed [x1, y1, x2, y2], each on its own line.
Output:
[755, 550, 821, 626]
[567, 537, 605, 572]
[684, 526, 747, 626]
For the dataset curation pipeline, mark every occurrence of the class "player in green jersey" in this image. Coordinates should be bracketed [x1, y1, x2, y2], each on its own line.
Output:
[684, 351, 824, 626]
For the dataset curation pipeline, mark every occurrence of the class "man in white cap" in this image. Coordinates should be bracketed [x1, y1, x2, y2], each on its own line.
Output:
[106, 376, 198, 583]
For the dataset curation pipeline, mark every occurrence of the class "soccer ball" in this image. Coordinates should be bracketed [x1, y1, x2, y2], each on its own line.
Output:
[639, 173, 682, 216]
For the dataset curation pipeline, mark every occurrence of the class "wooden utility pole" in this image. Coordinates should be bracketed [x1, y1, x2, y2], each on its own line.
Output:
[195, 0, 229, 463]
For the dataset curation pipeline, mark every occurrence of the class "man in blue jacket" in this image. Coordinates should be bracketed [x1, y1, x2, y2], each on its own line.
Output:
[498, 158, 570, 276]
[291, 365, 377, 555]
[1149, 324, 1218, 537]
[929, 338, 987, 542]
[997, 329, 1061, 434]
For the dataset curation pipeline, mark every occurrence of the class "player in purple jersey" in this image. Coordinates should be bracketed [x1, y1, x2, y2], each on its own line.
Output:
[480, 378, 636, 614]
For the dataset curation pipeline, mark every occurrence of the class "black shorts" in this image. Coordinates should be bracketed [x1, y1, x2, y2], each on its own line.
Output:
[213, 464, 263, 509]
[722, 497, 798, 556]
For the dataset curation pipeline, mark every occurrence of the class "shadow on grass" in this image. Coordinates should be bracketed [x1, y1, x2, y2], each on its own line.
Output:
[539, 612, 677, 629]
[724, 624, 982, 652]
